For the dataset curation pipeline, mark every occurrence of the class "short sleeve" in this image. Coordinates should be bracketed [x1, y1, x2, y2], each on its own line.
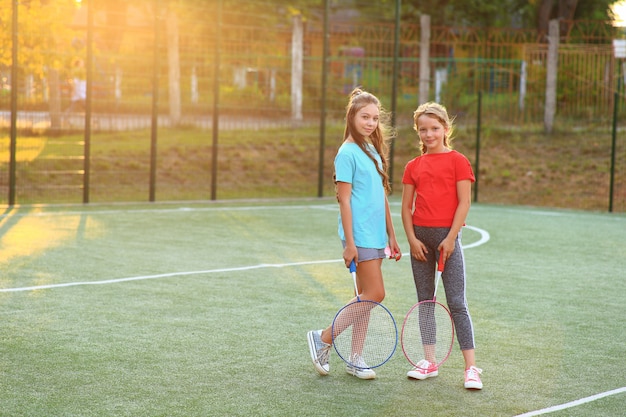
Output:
[334, 150, 355, 184]
[454, 152, 475, 183]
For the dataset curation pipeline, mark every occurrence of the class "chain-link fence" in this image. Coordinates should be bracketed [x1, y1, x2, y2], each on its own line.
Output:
[0, 0, 624, 211]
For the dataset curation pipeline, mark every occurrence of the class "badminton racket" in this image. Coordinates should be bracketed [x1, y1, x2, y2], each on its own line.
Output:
[331, 260, 397, 369]
[401, 250, 455, 369]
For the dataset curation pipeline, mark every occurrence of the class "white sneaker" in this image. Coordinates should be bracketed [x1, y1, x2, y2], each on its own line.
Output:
[346, 354, 376, 380]
[407, 359, 439, 380]
[307, 330, 331, 375]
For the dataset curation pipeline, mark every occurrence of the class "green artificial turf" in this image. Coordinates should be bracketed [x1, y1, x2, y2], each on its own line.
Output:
[0, 199, 624, 416]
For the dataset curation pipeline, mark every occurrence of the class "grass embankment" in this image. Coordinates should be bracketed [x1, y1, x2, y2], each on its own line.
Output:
[3, 124, 623, 212]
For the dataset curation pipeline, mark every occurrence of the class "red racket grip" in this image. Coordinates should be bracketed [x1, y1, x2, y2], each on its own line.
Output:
[437, 249, 445, 272]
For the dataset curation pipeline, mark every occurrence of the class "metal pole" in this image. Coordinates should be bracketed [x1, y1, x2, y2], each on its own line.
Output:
[388, 0, 401, 194]
[474, 91, 482, 203]
[9, 0, 18, 205]
[317, 0, 329, 198]
[210, 0, 222, 200]
[609, 88, 619, 213]
[83, 0, 94, 203]
[149, 0, 160, 202]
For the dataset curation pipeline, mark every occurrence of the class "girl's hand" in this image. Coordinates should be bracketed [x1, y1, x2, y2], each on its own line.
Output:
[387, 239, 402, 261]
[343, 245, 358, 268]
[410, 239, 428, 262]
[437, 238, 455, 263]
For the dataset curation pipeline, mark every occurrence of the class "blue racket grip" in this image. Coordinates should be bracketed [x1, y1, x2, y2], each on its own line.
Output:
[349, 260, 356, 273]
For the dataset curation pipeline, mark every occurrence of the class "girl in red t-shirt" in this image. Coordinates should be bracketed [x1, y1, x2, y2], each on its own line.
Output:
[401, 102, 483, 390]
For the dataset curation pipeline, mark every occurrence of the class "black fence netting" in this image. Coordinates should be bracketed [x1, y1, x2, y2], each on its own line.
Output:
[0, 0, 624, 211]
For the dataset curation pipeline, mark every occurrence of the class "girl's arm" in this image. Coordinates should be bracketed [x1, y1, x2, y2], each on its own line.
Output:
[384, 196, 401, 260]
[401, 183, 428, 262]
[336, 181, 357, 267]
[438, 179, 472, 260]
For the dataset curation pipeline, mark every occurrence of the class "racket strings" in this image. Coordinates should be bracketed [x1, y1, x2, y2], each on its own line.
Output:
[332, 301, 375, 339]
[332, 300, 397, 369]
[417, 302, 438, 345]
[401, 300, 454, 368]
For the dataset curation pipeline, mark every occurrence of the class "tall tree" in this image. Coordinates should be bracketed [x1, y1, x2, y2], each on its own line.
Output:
[400, 0, 615, 33]
[537, 0, 578, 36]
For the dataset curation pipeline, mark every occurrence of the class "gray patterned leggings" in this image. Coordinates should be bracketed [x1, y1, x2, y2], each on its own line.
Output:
[410, 226, 476, 351]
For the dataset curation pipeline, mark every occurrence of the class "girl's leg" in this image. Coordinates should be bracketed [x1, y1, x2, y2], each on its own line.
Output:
[355, 258, 385, 302]
[320, 258, 385, 346]
[350, 258, 384, 356]
[410, 227, 477, 363]
[462, 348, 476, 369]
[442, 238, 476, 354]
[410, 226, 438, 302]
[410, 227, 439, 363]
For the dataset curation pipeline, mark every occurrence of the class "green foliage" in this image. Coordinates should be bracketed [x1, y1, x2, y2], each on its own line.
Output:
[0, 0, 74, 69]
[400, 0, 615, 29]
[402, 0, 520, 27]
[575, 0, 615, 20]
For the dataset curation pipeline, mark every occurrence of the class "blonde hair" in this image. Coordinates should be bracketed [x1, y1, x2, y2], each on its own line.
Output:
[413, 102, 455, 154]
[343, 88, 393, 194]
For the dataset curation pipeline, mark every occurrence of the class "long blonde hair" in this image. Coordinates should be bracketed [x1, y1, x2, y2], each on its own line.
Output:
[413, 102, 455, 155]
[343, 88, 392, 194]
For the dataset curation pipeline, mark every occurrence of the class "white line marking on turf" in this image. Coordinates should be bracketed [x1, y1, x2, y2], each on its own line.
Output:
[0, 201, 490, 293]
[513, 386, 626, 416]
[0, 203, 339, 218]
[0, 224, 489, 293]
[0, 259, 343, 292]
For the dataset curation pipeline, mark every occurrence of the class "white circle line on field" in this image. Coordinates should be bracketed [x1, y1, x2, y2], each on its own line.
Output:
[513, 386, 626, 417]
[0, 224, 489, 293]
[462, 224, 490, 249]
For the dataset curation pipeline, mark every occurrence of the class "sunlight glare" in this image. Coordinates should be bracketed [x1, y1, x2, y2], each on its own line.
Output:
[611, 0, 626, 27]
[0, 211, 103, 265]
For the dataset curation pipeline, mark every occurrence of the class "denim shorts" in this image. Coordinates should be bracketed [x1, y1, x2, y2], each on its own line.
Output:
[341, 241, 386, 262]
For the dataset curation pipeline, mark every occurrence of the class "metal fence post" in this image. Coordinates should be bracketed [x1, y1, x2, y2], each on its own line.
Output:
[609, 89, 619, 213]
[474, 91, 482, 203]
[9, 0, 18, 206]
[149, 0, 160, 202]
[317, 0, 329, 198]
[211, 0, 222, 201]
[83, 0, 94, 204]
[389, 0, 401, 193]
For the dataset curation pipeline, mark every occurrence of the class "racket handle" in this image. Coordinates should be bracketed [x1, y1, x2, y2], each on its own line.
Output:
[437, 249, 445, 272]
[348, 260, 360, 300]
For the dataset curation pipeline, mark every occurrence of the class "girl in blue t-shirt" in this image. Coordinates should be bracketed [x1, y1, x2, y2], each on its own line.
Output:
[306, 88, 402, 380]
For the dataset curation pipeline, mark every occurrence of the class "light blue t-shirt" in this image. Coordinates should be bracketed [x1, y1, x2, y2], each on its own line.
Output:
[334, 142, 387, 249]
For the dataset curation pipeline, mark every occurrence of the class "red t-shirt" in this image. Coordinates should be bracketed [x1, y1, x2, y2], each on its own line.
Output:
[402, 150, 475, 227]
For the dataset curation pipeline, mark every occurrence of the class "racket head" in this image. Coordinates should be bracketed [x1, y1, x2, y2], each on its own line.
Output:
[331, 299, 398, 369]
[400, 299, 455, 369]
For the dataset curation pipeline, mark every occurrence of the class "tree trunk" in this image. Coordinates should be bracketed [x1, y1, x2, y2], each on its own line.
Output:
[419, 14, 431, 105]
[558, 0, 578, 38]
[538, 0, 579, 41]
[538, 0, 555, 40]
[48, 68, 62, 131]
[544, 19, 559, 134]
[291, 14, 303, 122]
[558, 0, 578, 19]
